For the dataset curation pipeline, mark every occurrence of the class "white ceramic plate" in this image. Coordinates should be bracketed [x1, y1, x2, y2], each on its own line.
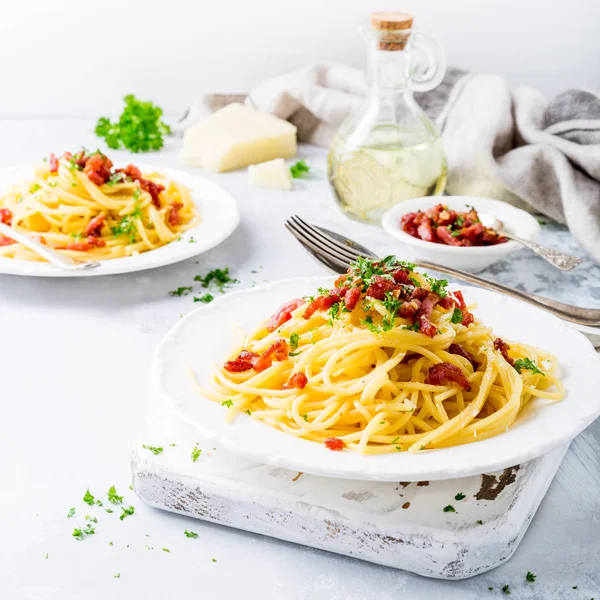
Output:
[0, 163, 239, 277]
[382, 196, 541, 273]
[154, 276, 600, 481]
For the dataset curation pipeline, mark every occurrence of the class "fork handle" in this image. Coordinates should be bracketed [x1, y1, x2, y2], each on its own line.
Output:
[416, 260, 600, 327]
[504, 232, 582, 271]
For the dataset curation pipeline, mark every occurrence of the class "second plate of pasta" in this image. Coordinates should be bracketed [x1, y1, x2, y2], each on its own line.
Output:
[0, 155, 239, 276]
[154, 268, 600, 481]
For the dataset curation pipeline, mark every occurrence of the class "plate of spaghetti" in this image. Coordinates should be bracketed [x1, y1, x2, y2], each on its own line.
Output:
[154, 257, 600, 481]
[0, 149, 239, 276]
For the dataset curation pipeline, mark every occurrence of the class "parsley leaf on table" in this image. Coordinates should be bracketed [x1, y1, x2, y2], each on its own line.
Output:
[119, 506, 135, 521]
[142, 445, 163, 455]
[289, 160, 310, 179]
[107, 485, 123, 504]
[184, 530, 199, 538]
[193, 293, 214, 304]
[83, 490, 95, 506]
[95, 94, 171, 153]
[191, 447, 202, 462]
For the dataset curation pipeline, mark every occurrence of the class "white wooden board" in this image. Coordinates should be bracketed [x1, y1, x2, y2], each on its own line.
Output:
[131, 411, 567, 580]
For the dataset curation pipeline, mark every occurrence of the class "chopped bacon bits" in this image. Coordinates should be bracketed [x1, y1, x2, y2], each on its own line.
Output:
[167, 202, 183, 226]
[401, 203, 507, 247]
[448, 343, 479, 369]
[425, 362, 471, 391]
[59, 235, 107, 251]
[452, 290, 474, 326]
[266, 298, 305, 332]
[324, 437, 345, 451]
[493, 338, 514, 366]
[418, 316, 438, 338]
[399, 299, 420, 319]
[365, 275, 395, 300]
[223, 358, 254, 373]
[392, 268, 410, 285]
[344, 286, 361, 311]
[49, 153, 59, 173]
[117, 164, 164, 207]
[85, 214, 105, 237]
[0, 208, 12, 225]
[303, 292, 341, 319]
[282, 372, 308, 390]
[83, 153, 113, 185]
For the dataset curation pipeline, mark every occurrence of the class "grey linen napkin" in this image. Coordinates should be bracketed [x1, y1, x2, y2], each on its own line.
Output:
[176, 65, 600, 263]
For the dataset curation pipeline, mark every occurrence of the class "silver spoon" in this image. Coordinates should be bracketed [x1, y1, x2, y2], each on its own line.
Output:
[477, 213, 582, 271]
[0, 222, 100, 271]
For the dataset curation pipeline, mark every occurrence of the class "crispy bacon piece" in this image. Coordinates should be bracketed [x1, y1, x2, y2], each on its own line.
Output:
[282, 372, 308, 390]
[437, 295, 455, 309]
[0, 208, 12, 225]
[324, 437, 344, 451]
[59, 235, 107, 251]
[399, 299, 420, 319]
[266, 298, 305, 332]
[414, 292, 440, 338]
[83, 153, 113, 185]
[436, 225, 463, 246]
[365, 275, 395, 300]
[493, 338, 514, 366]
[344, 286, 361, 311]
[449, 343, 479, 369]
[453, 290, 474, 326]
[392, 268, 411, 285]
[425, 362, 471, 391]
[167, 203, 183, 226]
[85, 214, 105, 237]
[417, 219, 437, 242]
[410, 287, 429, 301]
[418, 316, 438, 338]
[251, 339, 289, 372]
[303, 291, 342, 319]
[117, 164, 165, 207]
[223, 358, 254, 373]
[0, 235, 16, 246]
[49, 153, 59, 173]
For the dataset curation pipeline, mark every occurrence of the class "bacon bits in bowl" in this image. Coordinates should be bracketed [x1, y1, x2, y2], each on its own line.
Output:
[381, 196, 541, 273]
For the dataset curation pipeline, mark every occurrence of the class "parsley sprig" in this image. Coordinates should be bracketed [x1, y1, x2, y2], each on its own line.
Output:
[514, 358, 544, 376]
[289, 159, 310, 178]
[95, 94, 171, 153]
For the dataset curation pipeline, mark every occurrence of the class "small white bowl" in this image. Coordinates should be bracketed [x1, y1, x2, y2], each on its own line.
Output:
[381, 196, 541, 273]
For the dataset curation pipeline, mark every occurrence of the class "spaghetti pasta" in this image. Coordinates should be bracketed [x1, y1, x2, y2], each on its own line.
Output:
[202, 257, 564, 454]
[0, 150, 200, 261]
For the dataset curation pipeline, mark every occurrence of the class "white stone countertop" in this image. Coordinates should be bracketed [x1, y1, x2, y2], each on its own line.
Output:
[1, 118, 599, 600]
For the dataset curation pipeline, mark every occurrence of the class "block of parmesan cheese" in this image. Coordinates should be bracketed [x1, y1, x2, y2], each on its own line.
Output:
[248, 159, 292, 191]
[180, 103, 297, 172]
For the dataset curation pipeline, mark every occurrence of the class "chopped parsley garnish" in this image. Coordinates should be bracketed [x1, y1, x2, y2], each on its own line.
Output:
[191, 447, 202, 462]
[107, 485, 123, 504]
[72, 528, 84, 540]
[114, 573, 121, 579]
[85, 515, 98, 523]
[289, 159, 310, 178]
[423, 275, 449, 298]
[450, 308, 463, 324]
[301, 414, 308, 422]
[525, 571, 536, 582]
[111, 203, 142, 243]
[162, 547, 170, 553]
[245, 409, 252, 416]
[106, 172, 126, 187]
[402, 322, 420, 332]
[450, 230, 461, 237]
[194, 267, 238, 293]
[443, 505, 456, 513]
[142, 445, 163, 455]
[361, 315, 381, 333]
[221, 399, 233, 408]
[476, 519, 483, 525]
[83, 524, 95, 535]
[454, 493, 466, 501]
[289, 332, 300, 351]
[169, 286, 193, 297]
[67, 507, 76, 518]
[83, 490, 95, 506]
[189, 236, 196, 243]
[502, 584, 511, 594]
[105, 508, 114, 513]
[327, 302, 342, 324]
[96, 499, 103, 506]
[212, 558, 217, 562]
[119, 506, 135, 520]
[514, 358, 544, 376]
[184, 530, 199, 538]
[95, 94, 171, 153]
[193, 293, 214, 303]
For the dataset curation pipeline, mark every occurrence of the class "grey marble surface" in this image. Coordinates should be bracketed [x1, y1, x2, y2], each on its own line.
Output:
[1, 119, 599, 600]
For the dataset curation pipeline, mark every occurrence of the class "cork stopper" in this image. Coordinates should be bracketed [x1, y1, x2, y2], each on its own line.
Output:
[371, 11, 414, 51]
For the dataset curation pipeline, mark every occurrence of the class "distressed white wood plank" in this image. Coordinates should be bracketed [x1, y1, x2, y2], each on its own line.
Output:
[132, 411, 568, 580]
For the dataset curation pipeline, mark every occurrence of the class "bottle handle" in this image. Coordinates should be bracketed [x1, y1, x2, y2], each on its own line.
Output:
[408, 32, 446, 92]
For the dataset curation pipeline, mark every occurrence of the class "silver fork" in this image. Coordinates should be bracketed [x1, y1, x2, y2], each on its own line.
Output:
[284, 215, 600, 329]
[0, 222, 100, 271]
